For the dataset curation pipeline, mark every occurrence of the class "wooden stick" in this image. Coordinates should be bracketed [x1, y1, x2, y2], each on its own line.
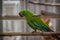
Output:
[41, 10, 60, 18]
[0, 15, 60, 20]
[0, 32, 60, 36]
[0, 16, 25, 20]
[29, 1, 60, 6]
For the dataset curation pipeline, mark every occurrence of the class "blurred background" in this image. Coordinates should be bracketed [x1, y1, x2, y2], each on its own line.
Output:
[0, 0, 59, 40]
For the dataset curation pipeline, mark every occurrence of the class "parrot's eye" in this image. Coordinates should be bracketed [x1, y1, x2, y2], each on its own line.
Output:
[19, 12, 24, 17]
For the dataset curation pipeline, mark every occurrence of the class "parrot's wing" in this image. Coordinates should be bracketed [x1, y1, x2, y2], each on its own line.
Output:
[29, 16, 53, 32]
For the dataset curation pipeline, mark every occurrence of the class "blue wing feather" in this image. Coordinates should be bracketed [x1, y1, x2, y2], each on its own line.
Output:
[30, 16, 53, 32]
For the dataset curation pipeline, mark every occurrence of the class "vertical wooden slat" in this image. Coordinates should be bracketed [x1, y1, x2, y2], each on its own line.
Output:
[0, 0, 3, 40]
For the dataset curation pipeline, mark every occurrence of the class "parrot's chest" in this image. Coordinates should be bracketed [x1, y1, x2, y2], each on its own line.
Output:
[27, 19, 43, 30]
[27, 19, 38, 29]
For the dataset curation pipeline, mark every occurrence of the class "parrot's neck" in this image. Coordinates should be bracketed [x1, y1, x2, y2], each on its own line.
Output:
[24, 13, 34, 20]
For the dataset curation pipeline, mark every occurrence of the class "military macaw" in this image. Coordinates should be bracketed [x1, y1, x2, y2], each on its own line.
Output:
[19, 10, 59, 40]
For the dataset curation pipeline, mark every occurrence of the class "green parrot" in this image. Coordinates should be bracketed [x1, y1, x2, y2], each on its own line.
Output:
[19, 10, 59, 39]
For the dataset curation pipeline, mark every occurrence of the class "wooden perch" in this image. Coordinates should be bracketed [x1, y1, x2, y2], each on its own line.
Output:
[0, 32, 60, 36]
[41, 10, 60, 18]
[0, 16, 25, 20]
[29, 1, 60, 6]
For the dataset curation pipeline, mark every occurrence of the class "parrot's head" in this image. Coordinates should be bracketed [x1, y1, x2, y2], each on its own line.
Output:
[19, 10, 34, 17]
[19, 10, 24, 17]
[19, 10, 29, 17]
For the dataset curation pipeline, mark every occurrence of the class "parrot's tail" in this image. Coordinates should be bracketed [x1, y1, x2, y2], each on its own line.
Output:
[47, 29, 60, 40]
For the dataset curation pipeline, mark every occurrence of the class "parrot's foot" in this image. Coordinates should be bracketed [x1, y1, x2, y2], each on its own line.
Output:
[32, 31, 36, 33]
[32, 30, 36, 33]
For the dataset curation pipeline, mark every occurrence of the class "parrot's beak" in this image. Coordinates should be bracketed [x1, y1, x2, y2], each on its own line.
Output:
[19, 12, 24, 17]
